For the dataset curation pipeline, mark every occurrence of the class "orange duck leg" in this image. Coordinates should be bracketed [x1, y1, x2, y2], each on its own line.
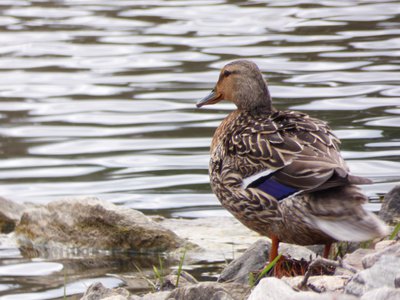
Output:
[323, 243, 332, 259]
[269, 234, 280, 263]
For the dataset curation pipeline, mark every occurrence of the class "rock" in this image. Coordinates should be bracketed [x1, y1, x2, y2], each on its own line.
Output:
[106, 273, 151, 293]
[157, 270, 198, 291]
[290, 294, 357, 300]
[282, 275, 350, 293]
[248, 277, 356, 300]
[218, 239, 269, 284]
[374, 240, 397, 251]
[168, 282, 251, 300]
[0, 197, 25, 233]
[218, 239, 316, 284]
[101, 297, 127, 300]
[360, 287, 400, 300]
[342, 248, 374, 271]
[159, 217, 315, 265]
[0, 232, 18, 248]
[379, 185, 400, 225]
[395, 276, 400, 288]
[158, 217, 261, 263]
[80, 282, 130, 300]
[280, 243, 316, 261]
[247, 278, 297, 300]
[362, 241, 400, 269]
[15, 197, 184, 255]
[345, 255, 400, 297]
[131, 291, 170, 300]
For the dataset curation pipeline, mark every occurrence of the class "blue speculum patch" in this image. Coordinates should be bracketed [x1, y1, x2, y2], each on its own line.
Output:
[250, 176, 298, 201]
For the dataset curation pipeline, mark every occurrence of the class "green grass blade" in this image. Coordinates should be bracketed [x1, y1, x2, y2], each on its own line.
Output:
[389, 223, 400, 240]
[153, 266, 160, 279]
[248, 272, 255, 287]
[256, 254, 282, 282]
[175, 248, 187, 287]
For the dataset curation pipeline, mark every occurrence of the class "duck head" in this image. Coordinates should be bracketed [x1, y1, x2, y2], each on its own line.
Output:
[196, 60, 272, 112]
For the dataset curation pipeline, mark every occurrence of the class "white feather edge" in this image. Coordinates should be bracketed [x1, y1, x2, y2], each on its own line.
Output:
[241, 166, 304, 201]
[241, 160, 293, 190]
[241, 169, 276, 189]
[310, 212, 389, 242]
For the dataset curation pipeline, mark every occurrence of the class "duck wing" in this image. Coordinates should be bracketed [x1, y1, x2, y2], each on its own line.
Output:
[227, 111, 371, 200]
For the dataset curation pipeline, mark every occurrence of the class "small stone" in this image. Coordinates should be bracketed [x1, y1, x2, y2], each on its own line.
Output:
[80, 282, 130, 300]
[157, 270, 198, 291]
[101, 296, 127, 300]
[131, 291, 170, 300]
[379, 185, 400, 226]
[210, 291, 235, 300]
[168, 282, 250, 300]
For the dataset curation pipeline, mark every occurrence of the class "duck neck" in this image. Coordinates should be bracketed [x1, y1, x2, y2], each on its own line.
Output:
[238, 85, 272, 114]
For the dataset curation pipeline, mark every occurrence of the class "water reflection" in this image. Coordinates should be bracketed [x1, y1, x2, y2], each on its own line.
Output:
[0, 0, 400, 298]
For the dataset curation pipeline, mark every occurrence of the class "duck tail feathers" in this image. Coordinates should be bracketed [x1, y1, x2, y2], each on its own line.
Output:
[313, 212, 389, 242]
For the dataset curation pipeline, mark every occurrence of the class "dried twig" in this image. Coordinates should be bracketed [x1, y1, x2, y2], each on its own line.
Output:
[297, 257, 357, 290]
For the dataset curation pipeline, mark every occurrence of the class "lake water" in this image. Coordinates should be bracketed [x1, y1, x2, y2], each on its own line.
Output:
[0, 0, 399, 299]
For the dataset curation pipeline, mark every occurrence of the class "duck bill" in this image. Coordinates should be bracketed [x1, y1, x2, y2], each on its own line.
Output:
[196, 90, 222, 108]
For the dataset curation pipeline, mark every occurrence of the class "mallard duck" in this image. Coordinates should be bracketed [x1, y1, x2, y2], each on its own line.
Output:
[197, 60, 388, 263]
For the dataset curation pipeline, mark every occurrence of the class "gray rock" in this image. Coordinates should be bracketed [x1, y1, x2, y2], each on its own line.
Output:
[218, 239, 316, 284]
[15, 197, 184, 255]
[218, 239, 269, 284]
[248, 277, 356, 300]
[157, 270, 198, 291]
[80, 282, 130, 300]
[291, 294, 357, 300]
[362, 241, 400, 269]
[131, 291, 170, 300]
[247, 278, 297, 300]
[282, 275, 350, 293]
[342, 248, 374, 270]
[168, 282, 250, 300]
[280, 243, 316, 261]
[374, 240, 397, 251]
[395, 276, 400, 288]
[345, 255, 400, 297]
[360, 287, 400, 300]
[101, 296, 128, 300]
[0, 197, 25, 233]
[158, 217, 261, 263]
[379, 185, 400, 225]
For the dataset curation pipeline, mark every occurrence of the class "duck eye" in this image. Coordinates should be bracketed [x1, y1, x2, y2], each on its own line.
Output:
[223, 70, 232, 77]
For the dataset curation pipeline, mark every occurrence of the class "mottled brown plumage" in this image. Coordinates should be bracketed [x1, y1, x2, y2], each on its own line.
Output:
[197, 60, 388, 260]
